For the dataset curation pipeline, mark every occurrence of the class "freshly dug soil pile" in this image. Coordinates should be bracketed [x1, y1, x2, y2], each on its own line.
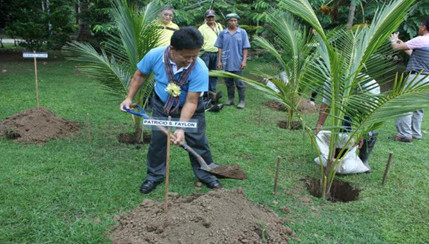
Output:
[263, 99, 317, 114]
[111, 188, 298, 244]
[277, 120, 303, 130]
[0, 107, 80, 143]
[297, 99, 318, 114]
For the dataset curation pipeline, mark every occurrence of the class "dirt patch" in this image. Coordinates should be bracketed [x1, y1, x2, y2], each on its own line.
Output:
[117, 131, 152, 144]
[304, 177, 360, 203]
[263, 100, 287, 112]
[111, 188, 299, 244]
[297, 99, 318, 114]
[0, 107, 79, 143]
[263, 99, 318, 114]
[210, 164, 247, 180]
[277, 120, 303, 130]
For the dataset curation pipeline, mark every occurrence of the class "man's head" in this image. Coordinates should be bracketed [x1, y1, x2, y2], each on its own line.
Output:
[159, 6, 174, 25]
[419, 17, 429, 35]
[205, 9, 216, 25]
[170, 27, 203, 67]
[225, 13, 240, 29]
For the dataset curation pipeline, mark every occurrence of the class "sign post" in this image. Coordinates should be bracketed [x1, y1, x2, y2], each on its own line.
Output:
[23, 51, 48, 108]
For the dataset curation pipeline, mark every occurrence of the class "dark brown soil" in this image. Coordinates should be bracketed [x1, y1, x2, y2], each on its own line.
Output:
[263, 99, 318, 114]
[263, 100, 287, 112]
[304, 177, 360, 203]
[297, 100, 318, 114]
[111, 188, 299, 244]
[0, 107, 80, 143]
[117, 131, 152, 144]
[210, 164, 247, 180]
[277, 120, 303, 130]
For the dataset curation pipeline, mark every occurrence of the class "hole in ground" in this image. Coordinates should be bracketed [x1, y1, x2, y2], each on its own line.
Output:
[277, 120, 302, 130]
[304, 177, 360, 203]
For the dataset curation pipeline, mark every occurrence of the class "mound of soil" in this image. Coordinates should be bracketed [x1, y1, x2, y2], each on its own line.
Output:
[117, 131, 152, 144]
[0, 107, 80, 143]
[297, 100, 318, 114]
[111, 188, 299, 244]
[277, 120, 303, 130]
[263, 100, 287, 112]
[263, 99, 317, 114]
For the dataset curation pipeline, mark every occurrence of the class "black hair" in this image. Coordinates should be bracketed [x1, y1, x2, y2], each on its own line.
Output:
[170, 27, 203, 50]
[161, 6, 174, 14]
[423, 17, 429, 31]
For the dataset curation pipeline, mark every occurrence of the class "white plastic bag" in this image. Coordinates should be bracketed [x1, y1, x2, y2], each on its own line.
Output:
[314, 130, 369, 174]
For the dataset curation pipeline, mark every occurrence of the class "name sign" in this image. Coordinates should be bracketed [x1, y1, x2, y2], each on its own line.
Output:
[143, 119, 197, 129]
[23, 52, 48, 58]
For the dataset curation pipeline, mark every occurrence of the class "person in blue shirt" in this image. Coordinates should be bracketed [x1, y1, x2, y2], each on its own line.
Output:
[120, 27, 222, 194]
[215, 13, 251, 109]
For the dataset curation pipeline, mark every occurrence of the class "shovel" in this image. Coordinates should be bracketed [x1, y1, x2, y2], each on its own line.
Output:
[123, 104, 247, 180]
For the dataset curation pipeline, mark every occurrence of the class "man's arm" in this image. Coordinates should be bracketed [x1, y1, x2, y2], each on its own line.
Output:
[391, 41, 412, 55]
[390, 32, 412, 56]
[315, 103, 329, 135]
[217, 48, 223, 69]
[119, 69, 148, 111]
[241, 49, 248, 69]
[172, 92, 200, 145]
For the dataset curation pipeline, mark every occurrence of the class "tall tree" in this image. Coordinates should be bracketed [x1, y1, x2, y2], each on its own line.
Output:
[4, 0, 75, 50]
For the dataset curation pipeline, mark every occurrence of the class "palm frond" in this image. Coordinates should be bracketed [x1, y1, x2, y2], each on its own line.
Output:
[64, 42, 129, 94]
[278, 0, 327, 43]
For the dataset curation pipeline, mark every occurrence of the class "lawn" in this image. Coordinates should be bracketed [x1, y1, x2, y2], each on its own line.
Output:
[0, 51, 428, 243]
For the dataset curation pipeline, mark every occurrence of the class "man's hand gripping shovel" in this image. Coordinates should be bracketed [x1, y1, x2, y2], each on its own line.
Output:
[123, 104, 247, 180]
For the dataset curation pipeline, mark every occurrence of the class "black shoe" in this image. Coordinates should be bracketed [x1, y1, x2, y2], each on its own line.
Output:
[205, 180, 222, 189]
[209, 91, 223, 103]
[207, 104, 224, 112]
[140, 180, 162, 194]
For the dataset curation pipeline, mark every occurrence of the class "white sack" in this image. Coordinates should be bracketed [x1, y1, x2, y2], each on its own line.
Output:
[314, 130, 369, 174]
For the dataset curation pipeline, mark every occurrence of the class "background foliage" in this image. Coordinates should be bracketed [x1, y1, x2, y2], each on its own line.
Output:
[2, 0, 428, 51]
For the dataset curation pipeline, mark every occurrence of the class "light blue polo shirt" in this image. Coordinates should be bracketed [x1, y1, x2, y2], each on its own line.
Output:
[137, 46, 208, 105]
[215, 27, 251, 71]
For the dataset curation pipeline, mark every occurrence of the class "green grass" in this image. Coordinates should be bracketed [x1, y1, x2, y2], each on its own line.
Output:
[0, 56, 428, 244]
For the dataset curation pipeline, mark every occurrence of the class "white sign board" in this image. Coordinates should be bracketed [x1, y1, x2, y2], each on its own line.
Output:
[143, 119, 197, 129]
[22, 52, 48, 58]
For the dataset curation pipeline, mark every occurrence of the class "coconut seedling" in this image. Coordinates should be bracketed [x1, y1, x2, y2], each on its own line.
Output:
[214, 0, 429, 200]
[64, 0, 162, 142]
[281, 0, 429, 199]
[212, 11, 318, 130]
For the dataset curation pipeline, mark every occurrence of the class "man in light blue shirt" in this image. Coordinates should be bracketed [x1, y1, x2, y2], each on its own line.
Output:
[215, 13, 251, 109]
[120, 27, 222, 194]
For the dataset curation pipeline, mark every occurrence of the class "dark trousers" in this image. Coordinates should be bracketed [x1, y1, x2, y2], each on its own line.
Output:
[201, 52, 218, 92]
[145, 95, 218, 184]
[224, 70, 245, 90]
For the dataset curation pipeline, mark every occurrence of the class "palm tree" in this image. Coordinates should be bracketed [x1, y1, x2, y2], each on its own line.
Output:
[215, 0, 429, 199]
[213, 11, 318, 130]
[281, 0, 429, 199]
[253, 12, 318, 129]
[64, 0, 161, 142]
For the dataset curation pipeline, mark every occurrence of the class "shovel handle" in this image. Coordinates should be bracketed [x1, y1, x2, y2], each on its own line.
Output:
[123, 104, 212, 171]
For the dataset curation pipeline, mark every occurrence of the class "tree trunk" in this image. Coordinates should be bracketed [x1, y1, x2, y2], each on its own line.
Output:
[347, 2, 356, 29]
[76, 0, 91, 41]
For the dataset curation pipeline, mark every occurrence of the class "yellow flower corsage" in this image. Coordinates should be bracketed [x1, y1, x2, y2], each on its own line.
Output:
[165, 82, 181, 97]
